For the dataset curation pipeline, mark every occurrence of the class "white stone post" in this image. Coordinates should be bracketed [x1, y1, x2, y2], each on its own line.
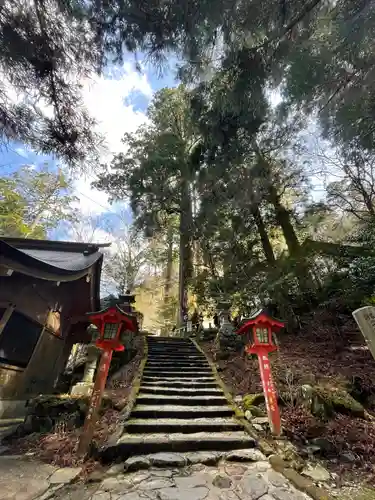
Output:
[70, 344, 100, 396]
[352, 306, 375, 360]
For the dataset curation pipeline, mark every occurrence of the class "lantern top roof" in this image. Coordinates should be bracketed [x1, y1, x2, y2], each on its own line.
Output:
[86, 304, 137, 332]
[237, 308, 284, 335]
[119, 292, 136, 303]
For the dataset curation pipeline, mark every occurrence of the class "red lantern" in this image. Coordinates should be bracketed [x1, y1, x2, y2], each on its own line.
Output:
[87, 305, 137, 352]
[77, 304, 137, 456]
[237, 309, 284, 436]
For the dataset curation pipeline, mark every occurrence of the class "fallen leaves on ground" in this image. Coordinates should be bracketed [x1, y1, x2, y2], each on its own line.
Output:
[5, 341, 144, 474]
[201, 310, 375, 484]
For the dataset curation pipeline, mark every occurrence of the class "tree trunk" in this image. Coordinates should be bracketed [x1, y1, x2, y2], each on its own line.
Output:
[251, 204, 276, 264]
[164, 225, 174, 302]
[268, 185, 301, 257]
[178, 180, 193, 326]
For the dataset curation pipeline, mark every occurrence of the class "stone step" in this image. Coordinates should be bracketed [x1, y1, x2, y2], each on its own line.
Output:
[147, 357, 207, 363]
[147, 339, 194, 347]
[136, 394, 228, 406]
[142, 377, 217, 387]
[147, 345, 196, 350]
[143, 370, 213, 378]
[147, 354, 206, 360]
[147, 337, 192, 342]
[147, 348, 199, 354]
[131, 405, 233, 419]
[124, 417, 242, 434]
[147, 353, 201, 358]
[144, 366, 212, 374]
[146, 360, 209, 367]
[145, 365, 209, 371]
[0, 418, 23, 428]
[107, 431, 256, 458]
[140, 386, 223, 396]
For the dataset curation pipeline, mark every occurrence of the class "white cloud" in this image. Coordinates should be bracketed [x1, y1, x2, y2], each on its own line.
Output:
[82, 62, 152, 156]
[2, 60, 152, 217]
[73, 63, 152, 215]
[73, 175, 112, 214]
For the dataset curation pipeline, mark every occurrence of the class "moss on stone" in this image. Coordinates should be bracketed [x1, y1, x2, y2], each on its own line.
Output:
[315, 386, 364, 418]
[247, 405, 266, 417]
[243, 393, 265, 409]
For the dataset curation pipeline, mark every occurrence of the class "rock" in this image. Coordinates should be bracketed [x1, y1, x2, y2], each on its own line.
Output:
[252, 417, 269, 425]
[36, 484, 65, 500]
[300, 445, 321, 458]
[265, 470, 287, 488]
[309, 437, 334, 454]
[116, 494, 146, 500]
[268, 455, 287, 472]
[49, 467, 81, 484]
[248, 406, 266, 418]
[226, 449, 266, 462]
[92, 492, 112, 500]
[124, 456, 150, 472]
[234, 396, 242, 403]
[158, 487, 209, 500]
[299, 385, 365, 419]
[23, 415, 53, 434]
[0, 479, 50, 500]
[245, 410, 252, 421]
[253, 424, 264, 432]
[224, 464, 247, 476]
[243, 394, 265, 409]
[191, 463, 205, 472]
[239, 474, 268, 499]
[152, 470, 175, 477]
[271, 490, 308, 500]
[138, 478, 174, 490]
[212, 474, 232, 489]
[100, 477, 132, 492]
[175, 475, 207, 488]
[341, 451, 356, 463]
[87, 470, 106, 483]
[302, 464, 330, 482]
[185, 451, 219, 465]
[149, 452, 186, 467]
[300, 384, 314, 408]
[106, 463, 126, 476]
[329, 389, 364, 417]
[253, 461, 271, 472]
[125, 471, 150, 485]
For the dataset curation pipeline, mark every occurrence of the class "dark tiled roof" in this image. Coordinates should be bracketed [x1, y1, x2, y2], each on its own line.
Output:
[0, 237, 110, 277]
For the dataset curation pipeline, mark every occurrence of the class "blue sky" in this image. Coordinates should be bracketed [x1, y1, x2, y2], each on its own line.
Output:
[0, 54, 331, 245]
[0, 59, 178, 243]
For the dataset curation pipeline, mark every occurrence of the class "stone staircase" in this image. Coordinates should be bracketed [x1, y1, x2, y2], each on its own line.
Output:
[106, 336, 256, 461]
[0, 418, 24, 443]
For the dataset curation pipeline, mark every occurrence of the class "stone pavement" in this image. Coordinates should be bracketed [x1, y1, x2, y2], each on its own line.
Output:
[0, 455, 81, 500]
[49, 456, 313, 500]
[0, 450, 315, 500]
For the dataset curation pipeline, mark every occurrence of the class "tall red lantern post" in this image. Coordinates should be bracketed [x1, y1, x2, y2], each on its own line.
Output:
[77, 304, 137, 457]
[237, 309, 284, 436]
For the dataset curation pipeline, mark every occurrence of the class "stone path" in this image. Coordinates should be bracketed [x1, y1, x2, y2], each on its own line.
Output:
[105, 337, 255, 461]
[0, 455, 81, 500]
[46, 454, 313, 500]
[0, 336, 315, 500]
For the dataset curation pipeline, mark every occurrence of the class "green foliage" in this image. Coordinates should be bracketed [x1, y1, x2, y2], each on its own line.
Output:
[283, 1, 375, 150]
[0, 0, 100, 167]
[0, 164, 77, 238]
